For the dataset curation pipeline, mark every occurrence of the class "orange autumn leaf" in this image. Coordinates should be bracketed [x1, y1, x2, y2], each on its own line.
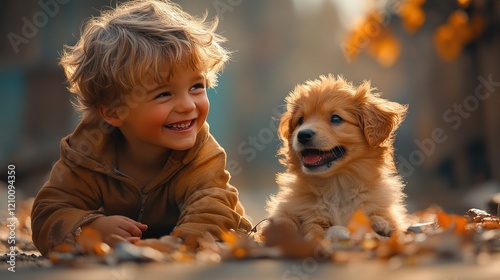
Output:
[481, 217, 500, 229]
[376, 232, 404, 258]
[221, 230, 239, 247]
[367, 30, 401, 67]
[449, 10, 468, 28]
[436, 210, 452, 228]
[436, 211, 467, 234]
[399, 0, 426, 34]
[171, 250, 194, 262]
[342, 12, 384, 63]
[220, 230, 251, 259]
[433, 10, 485, 62]
[448, 10, 487, 44]
[360, 11, 385, 35]
[48, 252, 70, 264]
[467, 13, 486, 41]
[347, 209, 371, 234]
[433, 24, 463, 62]
[456, 0, 471, 8]
[453, 217, 467, 234]
[262, 220, 328, 259]
[407, 0, 425, 5]
[76, 226, 108, 255]
[52, 242, 74, 253]
[342, 32, 362, 62]
[94, 242, 111, 256]
[353, 11, 401, 67]
[134, 238, 175, 253]
[449, 10, 471, 42]
[232, 247, 247, 259]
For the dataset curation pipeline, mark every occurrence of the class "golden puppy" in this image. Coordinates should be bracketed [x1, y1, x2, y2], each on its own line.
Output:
[266, 75, 408, 240]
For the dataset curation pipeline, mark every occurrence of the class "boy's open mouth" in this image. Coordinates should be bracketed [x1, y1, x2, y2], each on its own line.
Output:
[165, 119, 195, 131]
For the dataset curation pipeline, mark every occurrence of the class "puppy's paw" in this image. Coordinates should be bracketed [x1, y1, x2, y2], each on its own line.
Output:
[324, 225, 350, 241]
[370, 215, 392, 237]
[302, 224, 325, 241]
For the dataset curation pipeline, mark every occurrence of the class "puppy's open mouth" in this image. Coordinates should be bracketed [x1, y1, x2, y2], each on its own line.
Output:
[301, 146, 346, 168]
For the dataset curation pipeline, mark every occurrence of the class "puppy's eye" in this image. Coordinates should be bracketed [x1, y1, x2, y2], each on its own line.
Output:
[297, 117, 304, 126]
[330, 114, 343, 124]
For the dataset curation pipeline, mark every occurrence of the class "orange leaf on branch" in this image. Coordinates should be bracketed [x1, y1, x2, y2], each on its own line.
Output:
[341, 11, 385, 63]
[456, 0, 471, 8]
[433, 24, 463, 62]
[366, 29, 401, 67]
[399, 0, 426, 34]
[433, 10, 485, 62]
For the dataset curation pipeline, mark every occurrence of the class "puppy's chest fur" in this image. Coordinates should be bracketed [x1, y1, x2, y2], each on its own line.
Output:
[305, 178, 365, 227]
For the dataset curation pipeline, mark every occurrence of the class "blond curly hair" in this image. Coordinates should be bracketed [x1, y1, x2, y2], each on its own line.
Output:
[60, 0, 230, 122]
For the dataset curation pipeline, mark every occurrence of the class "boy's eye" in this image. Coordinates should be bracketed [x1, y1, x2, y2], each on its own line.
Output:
[155, 92, 171, 99]
[190, 83, 205, 91]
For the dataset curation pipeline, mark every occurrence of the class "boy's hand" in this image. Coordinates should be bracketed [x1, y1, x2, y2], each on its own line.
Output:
[86, 215, 148, 243]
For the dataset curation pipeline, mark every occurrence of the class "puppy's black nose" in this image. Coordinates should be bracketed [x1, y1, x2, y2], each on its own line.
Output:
[297, 129, 315, 144]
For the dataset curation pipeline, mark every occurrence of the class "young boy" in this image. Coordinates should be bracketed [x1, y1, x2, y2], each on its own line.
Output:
[31, 0, 252, 256]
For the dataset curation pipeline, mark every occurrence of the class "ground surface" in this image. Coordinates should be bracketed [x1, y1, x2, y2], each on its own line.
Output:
[2, 256, 500, 280]
[2, 196, 500, 280]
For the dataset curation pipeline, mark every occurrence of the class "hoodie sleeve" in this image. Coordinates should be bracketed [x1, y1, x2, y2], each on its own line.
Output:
[31, 159, 104, 256]
[172, 133, 252, 243]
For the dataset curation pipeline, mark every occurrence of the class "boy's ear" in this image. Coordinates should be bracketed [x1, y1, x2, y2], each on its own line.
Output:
[99, 106, 123, 127]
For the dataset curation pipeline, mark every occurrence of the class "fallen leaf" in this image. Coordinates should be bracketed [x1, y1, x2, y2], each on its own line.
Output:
[347, 209, 372, 235]
[262, 220, 330, 259]
[76, 227, 109, 255]
[436, 211, 467, 234]
[134, 238, 175, 253]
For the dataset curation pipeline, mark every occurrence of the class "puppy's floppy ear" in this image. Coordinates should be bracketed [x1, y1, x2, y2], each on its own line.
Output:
[278, 110, 292, 142]
[356, 81, 407, 148]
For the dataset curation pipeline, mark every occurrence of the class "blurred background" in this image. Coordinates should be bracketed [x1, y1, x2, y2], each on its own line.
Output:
[1, 0, 499, 224]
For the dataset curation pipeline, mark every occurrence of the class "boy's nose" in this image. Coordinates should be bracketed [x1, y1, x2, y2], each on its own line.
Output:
[176, 94, 196, 112]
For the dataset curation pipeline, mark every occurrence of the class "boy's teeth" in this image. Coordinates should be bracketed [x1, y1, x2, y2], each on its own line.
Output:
[167, 121, 191, 129]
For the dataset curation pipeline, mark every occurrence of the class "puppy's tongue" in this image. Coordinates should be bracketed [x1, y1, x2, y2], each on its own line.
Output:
[302, 151, 323, 164]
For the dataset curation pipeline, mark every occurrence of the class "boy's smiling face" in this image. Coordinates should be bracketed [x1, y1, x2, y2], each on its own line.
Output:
[110, 66, 209, 152]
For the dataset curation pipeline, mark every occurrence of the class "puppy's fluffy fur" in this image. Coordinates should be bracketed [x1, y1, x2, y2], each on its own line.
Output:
[266, 75, 408, 239]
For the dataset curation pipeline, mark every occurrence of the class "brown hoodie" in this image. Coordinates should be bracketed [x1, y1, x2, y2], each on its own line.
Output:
[31, 119, 252, 256]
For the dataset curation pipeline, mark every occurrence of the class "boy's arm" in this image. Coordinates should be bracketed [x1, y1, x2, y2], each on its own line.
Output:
[173, 136, 252, 243]
[31, 160, 104, 256]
